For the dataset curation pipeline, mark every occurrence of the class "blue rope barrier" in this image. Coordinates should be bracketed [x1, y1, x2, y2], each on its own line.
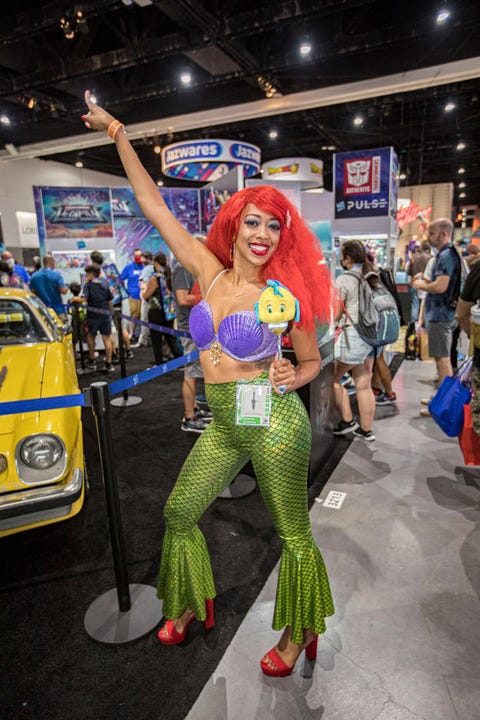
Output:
[67, 302, 191, 338]
[120, 313, 191, 339]
[108, 351, 199, 396]
[0, 351, 199, 416]
[0, 393, 85, 416]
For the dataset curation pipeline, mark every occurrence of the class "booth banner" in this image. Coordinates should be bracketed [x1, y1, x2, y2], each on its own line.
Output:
[334, 147, 395, 219]
[261, 157, 323, 188]
[161, 139, 261, 181]
[35, 187, 114, 239]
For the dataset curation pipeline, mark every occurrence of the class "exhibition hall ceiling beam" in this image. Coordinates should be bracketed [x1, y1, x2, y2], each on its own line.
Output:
[0, 0, 122, 44]
[2, 0, 477, 102]
[0, 57, 477, 162]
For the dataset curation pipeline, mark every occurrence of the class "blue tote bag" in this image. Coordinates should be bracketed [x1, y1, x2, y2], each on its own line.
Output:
[428, 359, 472, 437]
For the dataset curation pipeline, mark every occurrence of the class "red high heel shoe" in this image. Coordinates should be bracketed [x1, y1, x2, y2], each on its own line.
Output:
[260, 634, 318, 677]
[157, 598, 214, 645]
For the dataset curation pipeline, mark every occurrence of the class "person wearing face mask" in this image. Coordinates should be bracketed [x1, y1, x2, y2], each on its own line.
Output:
[1, 250, 30, 285]
[0, 259, 25, 288]
[120, 248, 144, 341]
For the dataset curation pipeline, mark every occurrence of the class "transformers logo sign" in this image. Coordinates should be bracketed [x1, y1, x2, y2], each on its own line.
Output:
[343, 156, 381, 195]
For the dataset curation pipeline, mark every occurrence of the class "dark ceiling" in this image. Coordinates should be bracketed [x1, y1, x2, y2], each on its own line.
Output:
[0, 0, 479, 208]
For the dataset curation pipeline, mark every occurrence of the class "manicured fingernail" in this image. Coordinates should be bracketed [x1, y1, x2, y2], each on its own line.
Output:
[81, 115, 87, 120]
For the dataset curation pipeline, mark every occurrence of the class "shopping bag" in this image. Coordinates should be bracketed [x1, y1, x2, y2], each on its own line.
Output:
[458, 404, 480, 465]
[428, 375, 471, 437]
[417, 327, 432, 361]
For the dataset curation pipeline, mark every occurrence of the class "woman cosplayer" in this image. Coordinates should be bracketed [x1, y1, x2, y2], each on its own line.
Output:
[82, 91, 335, 677]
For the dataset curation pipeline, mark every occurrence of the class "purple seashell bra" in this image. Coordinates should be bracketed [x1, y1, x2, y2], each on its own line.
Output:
[189, 270, 278, 364]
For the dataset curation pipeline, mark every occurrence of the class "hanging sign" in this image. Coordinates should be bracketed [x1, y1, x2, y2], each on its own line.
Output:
[261, 157, 323, 189]
[334, 147, 398, 219]
[161, 139, 261, 181]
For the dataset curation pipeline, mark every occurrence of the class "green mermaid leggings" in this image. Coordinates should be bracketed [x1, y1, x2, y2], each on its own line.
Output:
[157, 376, 334, 644]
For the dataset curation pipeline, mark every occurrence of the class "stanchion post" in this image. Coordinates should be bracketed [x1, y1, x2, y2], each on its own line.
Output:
[73, 304, 86, 371]
[90, 381, 131, 611]
[114, 308, 128, 402]
[84, 381, 163, 643]
[110, 310, 143, 407]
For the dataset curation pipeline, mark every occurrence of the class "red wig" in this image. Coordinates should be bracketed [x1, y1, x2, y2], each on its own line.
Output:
[205, 185, 335, 330]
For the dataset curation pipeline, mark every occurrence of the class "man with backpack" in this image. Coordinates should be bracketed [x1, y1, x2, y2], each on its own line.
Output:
[412, 217, 461, 417]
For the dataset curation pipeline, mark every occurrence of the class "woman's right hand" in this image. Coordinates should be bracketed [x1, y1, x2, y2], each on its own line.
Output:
[81, 90, 117, 132]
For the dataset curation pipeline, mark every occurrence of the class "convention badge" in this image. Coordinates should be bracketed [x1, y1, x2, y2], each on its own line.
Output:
[235, 383, 272, 426]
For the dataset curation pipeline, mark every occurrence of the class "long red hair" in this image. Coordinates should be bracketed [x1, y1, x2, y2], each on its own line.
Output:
[205, 185, 334, 330]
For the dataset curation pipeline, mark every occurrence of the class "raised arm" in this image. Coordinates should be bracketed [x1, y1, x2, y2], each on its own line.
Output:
[81, 91, 221, 289]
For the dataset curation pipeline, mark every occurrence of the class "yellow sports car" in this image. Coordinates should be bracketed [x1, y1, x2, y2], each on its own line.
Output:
[0, 287, 85, 537]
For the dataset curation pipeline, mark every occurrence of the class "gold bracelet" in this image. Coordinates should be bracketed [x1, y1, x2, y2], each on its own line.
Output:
[107, 120, 125, 140]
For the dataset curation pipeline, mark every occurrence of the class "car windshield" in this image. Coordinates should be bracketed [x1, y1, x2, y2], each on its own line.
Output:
[27, 294, 59, 337]
[0, 299, 50, 345]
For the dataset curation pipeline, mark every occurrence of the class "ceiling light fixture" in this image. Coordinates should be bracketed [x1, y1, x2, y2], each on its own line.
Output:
[444, 101, 456, 112]
[180, 72, 192, 86]
[299, 42, 312, 57]
[257, 76, 278, 99]
[458, 167, 465, 174]
[153, 145, 161, 154]
[0, 115, 10, 125]
[435, 8, 451, 24]
[268, 130, 278, 139]
[60, 15, 76, 39]
[75, 160, 83, 168]
[27, 97, 37, 110]
[456, 141, 466, 150]
[156, 179, 164, 186]
[459, 192, 466, 198]
[353, 115, 364, 126]
[399, 173, 407, 180]
[458, 182, 466, 188]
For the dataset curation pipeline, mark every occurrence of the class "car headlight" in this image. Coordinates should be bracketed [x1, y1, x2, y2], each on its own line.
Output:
[16, 434, 67, 485]
[20, 435, 63, 469]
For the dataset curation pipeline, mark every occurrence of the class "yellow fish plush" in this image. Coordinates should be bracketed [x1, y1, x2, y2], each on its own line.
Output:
[254, 280, 300, 394]
[254, 279, 300, 334]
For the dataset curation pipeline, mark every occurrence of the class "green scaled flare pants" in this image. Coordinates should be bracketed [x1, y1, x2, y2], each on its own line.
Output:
[157, 375, 334, 644]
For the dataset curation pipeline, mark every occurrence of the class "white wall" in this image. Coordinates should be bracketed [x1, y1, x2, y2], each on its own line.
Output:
[0, 157, 130, 253]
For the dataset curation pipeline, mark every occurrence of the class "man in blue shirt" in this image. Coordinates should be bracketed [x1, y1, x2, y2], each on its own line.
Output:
[413, 217, 461, 416]
[1, 250, 31, 285]
[120, 248, 143, 340]
[29, 254, 68, 317]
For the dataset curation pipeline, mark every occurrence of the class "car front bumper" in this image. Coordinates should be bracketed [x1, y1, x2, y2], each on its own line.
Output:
[0, 468, 83, 533]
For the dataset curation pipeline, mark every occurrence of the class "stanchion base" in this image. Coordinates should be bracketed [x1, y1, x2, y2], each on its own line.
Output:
[219, 473, 256, 498]
[84, 584, 163, 644]
[111, 395, 143, 407]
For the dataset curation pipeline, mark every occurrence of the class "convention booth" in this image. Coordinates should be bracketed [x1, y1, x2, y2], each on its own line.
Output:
[331, 146, 400, 272]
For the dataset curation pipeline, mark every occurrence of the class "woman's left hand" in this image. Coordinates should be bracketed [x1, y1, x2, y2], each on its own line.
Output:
[81, 90, 116, 132]
[269, 356, 296, 395]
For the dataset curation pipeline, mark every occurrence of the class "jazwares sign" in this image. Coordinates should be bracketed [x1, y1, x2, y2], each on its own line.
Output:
[334, 147, 398, 219]
[161, 139, 261, 181]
